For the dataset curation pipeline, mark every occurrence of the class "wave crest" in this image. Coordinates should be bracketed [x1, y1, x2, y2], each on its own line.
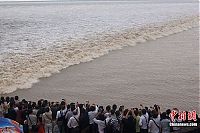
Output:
[0, 16, 198, 94]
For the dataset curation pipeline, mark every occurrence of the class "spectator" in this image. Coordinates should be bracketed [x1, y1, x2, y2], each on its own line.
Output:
[27, 109, 38, 132]
[94, 113, 106, 133]
[122, 109, 136, 133]
[139, 109, 149, 133]
[148, 110, 161, 133]
[88, 105, 98, 133]
[43, 107, 53, 133]
[160, 112, 170, 133]
[7, 103, 17, 121]
[67, 106, 80, 133]
[56, 105, 67, 133]
[134, 109, 141, 133]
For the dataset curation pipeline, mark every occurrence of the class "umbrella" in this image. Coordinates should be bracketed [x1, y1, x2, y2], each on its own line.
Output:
[0, 117, 23, 133]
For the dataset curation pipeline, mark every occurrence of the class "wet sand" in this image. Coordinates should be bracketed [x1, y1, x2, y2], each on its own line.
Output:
[6, 28, 199, 112]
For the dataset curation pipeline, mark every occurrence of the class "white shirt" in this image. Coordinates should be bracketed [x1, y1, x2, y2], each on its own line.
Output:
[88, 106, 98, 124]
[104, 112, 111, 118]
[94, 118, 106, 133]
[27, 114, 37, 129]
[43, 111, 52, 125]
[56, 108, 67, 119]
[67, 107, 80, 128]
[148, 117, 161, 133]
[139, 113, 149, 129]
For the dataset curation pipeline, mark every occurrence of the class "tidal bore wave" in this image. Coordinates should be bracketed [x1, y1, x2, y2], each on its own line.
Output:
[0, 16, 198, 94]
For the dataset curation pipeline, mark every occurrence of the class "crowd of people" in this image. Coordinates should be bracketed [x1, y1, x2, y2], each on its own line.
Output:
[0, 96, 199, 133]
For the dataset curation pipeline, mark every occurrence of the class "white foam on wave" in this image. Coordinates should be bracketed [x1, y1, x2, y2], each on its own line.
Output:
[0, 16, 198, 94]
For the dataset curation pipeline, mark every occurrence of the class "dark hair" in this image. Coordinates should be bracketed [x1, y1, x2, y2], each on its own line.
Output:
[67, 104, 70, 110]
[37, 100, 42, 108]
[89, 106, 95, 112]
[123, 109, 129, 116]
[6, 97, 10, 103]
[161, 112, 167, 120]
[112, 104, 117, 111]
[128, 110, 132, 116]
[98, 106, 104, 113]
[32, 102, 36, 108]
[166, 109, 171, 115]
[15, 96, 19, 100]
[106, 105, 111, 112]
[10, 97, 15, 103]
[152, 110, 158, 118]
[111, 110, 115, 115]
[134, 110, 139, 116]
[141, 109, 146, 115]
[0, 97, 5, 103]
[61, 105, 65, 110]
[115, 110, 120, 117]
[61, 101, 65, 106]
[70, 104, 76, 111]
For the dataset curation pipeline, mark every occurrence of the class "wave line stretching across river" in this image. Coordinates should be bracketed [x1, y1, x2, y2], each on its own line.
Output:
[0, 15, 198, 94]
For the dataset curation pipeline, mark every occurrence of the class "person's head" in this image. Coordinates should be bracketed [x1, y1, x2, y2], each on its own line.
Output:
[112, 104, 117, 111]
[22, 99, 27, 103]
[37, 100, 42, 108]
[32, 102, 36, 109]
[111, 109, 115, 115]
[89, 105, 96, 112]
[166, 109, 171, 116]
[15, 96, 19, 101]
[5, 97, 10, 103]
[161, 112, 167, 120]
[61, 105, 65, 110]
[61, 101, 65, 106]
[10, 97, 15, 102]
[152, 110, 158, 118]
[70, 103, 76, 111]
[115, 110, 120, 117]
[9, 102, 14, 108]
[67, 104, 70, 110]
[0, 97, 4, 102]
[119, 106, 124, 112]
[123, 109, 129, 116]
[141, 109, 146, 115]
[128, 110, 133, 116]
[98, 106, 104, 113]
[106, 105, 111, 112]
[134, 109, 139, 116]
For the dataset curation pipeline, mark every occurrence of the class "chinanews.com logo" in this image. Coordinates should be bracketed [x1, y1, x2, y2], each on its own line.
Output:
[169, 110, 198, 127]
